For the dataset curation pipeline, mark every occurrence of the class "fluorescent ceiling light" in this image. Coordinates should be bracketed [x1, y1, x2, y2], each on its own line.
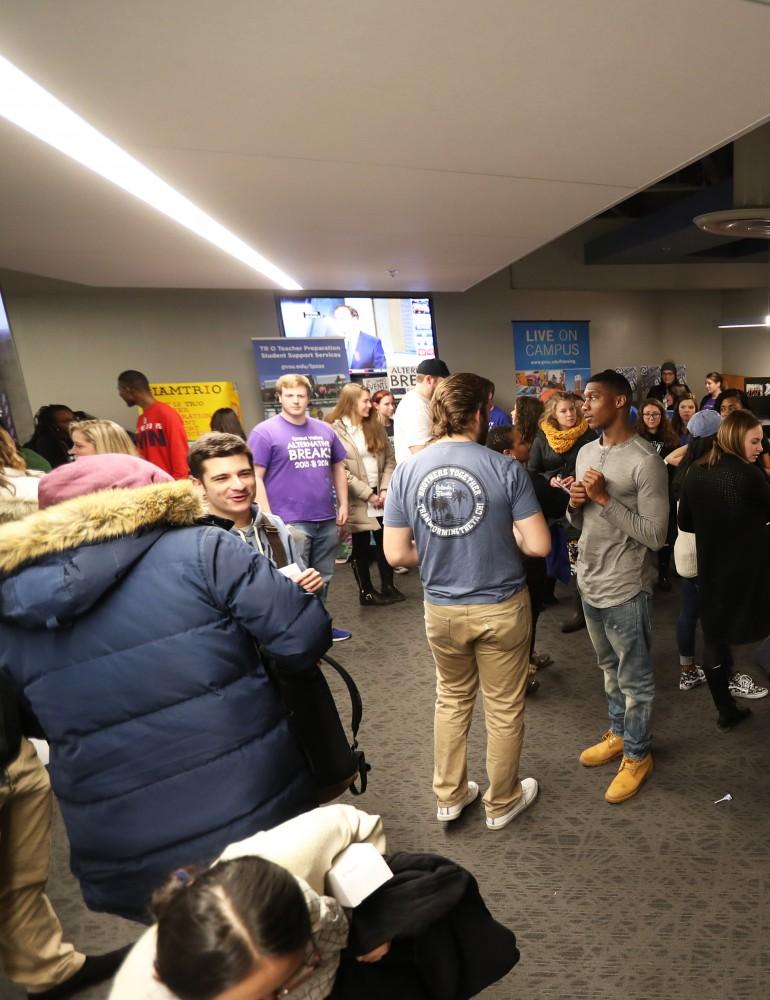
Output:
[0, 55, 302, 290]
[718, 321, 770, 328]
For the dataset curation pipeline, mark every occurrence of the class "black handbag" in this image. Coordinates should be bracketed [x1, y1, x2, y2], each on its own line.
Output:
[266, 652, 371, 804]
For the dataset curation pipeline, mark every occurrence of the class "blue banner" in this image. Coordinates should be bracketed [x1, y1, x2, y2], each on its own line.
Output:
[512, 320, 590, 370]
[252, 337, 349, 416]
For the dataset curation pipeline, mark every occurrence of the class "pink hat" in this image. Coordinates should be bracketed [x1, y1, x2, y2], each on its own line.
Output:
[38, 455, 174, 509]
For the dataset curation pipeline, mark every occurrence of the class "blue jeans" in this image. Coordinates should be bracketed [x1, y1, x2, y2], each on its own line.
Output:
[289, 518, 339, 602]
[676, 576, 699, 664]
[582, 592, 654, 760]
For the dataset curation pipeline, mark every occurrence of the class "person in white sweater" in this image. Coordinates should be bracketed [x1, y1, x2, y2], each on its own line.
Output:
[110, 805, 385, 1000]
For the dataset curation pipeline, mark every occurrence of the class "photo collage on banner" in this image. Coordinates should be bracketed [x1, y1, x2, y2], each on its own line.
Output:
[251, 338, 348, 418]
[513, 320, 591, 399]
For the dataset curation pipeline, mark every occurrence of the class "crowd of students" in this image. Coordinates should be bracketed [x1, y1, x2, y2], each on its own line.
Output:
[0, 359, 768, 999]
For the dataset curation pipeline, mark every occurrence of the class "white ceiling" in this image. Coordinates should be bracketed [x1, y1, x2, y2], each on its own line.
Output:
[0, 0, 769, 292]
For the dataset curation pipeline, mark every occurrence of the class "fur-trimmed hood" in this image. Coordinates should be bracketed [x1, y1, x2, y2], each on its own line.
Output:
[0, 480, 205, 630]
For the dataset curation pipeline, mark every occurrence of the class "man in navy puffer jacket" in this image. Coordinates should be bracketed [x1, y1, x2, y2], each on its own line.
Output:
[0, 455, 331, 922]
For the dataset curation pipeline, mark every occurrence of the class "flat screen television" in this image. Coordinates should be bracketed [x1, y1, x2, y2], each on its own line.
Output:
[276, 295, 437, 374]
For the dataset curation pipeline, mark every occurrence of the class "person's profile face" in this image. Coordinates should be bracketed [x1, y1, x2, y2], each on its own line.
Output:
[582, 383, 618, 429]
[356, 391, 372, 420]
[69, 429, 96, 458]
[118, 383, 136, 407]
[743, 425, 764, 463]
[705, 377, 720, 395]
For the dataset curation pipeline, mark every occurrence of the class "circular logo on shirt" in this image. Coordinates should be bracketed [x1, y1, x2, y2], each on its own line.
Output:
[416, 466, 488, 537]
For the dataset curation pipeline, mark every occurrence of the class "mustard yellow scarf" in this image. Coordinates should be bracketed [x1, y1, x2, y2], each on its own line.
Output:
[541, 418, 590, 454]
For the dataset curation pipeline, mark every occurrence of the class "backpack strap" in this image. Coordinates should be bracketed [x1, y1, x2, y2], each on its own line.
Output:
[320, 653, 370, 795]
[258, 514, 289, 569]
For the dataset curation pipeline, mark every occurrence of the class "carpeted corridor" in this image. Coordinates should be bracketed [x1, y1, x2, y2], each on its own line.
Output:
[2, 569, 768, 1000]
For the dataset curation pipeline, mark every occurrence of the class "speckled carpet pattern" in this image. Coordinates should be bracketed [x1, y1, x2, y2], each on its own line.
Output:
[2, 569, 768, 1000]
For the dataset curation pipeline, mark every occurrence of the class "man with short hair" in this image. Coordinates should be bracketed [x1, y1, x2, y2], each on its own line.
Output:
[247, 374, 351, 641]
[392, 358, 450, 464]
[189, 431, 323, 594]
[384, 373, 550, 831]
[568, 370, 668, 803]
[117, 369, 189, 479]
[333, 304, 387, 370]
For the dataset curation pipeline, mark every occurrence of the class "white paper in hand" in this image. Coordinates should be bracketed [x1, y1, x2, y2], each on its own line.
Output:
[278, 562, 303, 582]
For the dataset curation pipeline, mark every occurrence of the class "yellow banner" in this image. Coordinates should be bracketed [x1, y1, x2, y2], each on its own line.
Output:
[148, 382, 242, 441]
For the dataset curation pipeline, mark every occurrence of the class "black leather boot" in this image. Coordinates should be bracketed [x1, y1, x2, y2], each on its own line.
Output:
[351, 557, 388, 607]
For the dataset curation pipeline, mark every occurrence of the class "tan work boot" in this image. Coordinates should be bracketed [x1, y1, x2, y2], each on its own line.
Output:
[605, 754, 653, 803]
[579, 730, 624, 767]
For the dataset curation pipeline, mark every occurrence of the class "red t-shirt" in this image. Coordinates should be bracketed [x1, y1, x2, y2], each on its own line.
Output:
[136, 401, 189, 479]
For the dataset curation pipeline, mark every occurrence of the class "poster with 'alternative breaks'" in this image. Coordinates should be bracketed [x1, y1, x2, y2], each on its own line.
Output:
[513, 320, 591, 399]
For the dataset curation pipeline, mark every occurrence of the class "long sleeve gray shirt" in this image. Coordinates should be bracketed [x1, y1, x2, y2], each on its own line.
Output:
[567, 434, 668, 608]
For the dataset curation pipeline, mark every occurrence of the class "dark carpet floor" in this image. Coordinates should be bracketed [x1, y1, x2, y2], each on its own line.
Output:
[2, 569, 768, 1000]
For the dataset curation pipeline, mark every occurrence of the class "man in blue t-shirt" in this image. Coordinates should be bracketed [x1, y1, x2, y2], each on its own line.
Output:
[384, 373, 550, 832]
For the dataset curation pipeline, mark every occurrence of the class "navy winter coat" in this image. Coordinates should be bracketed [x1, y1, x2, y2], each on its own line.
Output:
[0, 481, 331, 921]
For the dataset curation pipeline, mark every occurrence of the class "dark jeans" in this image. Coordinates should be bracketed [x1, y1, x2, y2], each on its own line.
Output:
[676, 576, 699, 663]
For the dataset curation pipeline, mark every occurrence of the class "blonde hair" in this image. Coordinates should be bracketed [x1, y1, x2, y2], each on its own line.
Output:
[541, 391, 578, 431]
[0, 427, 25, 472]
[709, 409, 762, 466]
[275, 374, 312, 395]
[70, 419, 138, 457]
[326, 383, 387, 455]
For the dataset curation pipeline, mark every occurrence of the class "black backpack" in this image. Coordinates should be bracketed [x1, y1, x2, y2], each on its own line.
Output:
[253, 514, 370, 802]
[266, 652, 370, 803]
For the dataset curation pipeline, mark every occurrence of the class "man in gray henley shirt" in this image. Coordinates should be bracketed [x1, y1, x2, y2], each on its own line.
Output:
[567, 370, 668, 804]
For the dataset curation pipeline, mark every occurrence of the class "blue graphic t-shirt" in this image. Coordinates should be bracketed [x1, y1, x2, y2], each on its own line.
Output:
[384, 441, 541, 604]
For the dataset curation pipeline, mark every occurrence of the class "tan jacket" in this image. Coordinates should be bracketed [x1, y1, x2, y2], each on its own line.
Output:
[331, 419, 395, 533]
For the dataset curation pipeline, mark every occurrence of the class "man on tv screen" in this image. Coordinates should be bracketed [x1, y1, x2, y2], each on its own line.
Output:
[333, 304, 387, 370]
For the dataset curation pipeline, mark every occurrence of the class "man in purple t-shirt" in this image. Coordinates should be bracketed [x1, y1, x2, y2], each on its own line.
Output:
[248, 374, 351, 639]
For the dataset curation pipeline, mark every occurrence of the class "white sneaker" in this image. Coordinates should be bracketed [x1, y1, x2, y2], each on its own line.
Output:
[486, 778, 539, 830]
[436, 781, 479, 822]
[728, 673, 768, 700]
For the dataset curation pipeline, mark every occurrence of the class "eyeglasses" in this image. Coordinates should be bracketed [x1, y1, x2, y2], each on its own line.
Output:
[274, 942, 321, 998]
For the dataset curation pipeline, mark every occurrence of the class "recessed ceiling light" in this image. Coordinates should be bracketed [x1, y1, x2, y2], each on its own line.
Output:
[0, 54, 302, 289]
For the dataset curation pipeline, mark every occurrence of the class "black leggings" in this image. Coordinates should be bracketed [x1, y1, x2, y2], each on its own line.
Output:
[350, 522, 393, 593]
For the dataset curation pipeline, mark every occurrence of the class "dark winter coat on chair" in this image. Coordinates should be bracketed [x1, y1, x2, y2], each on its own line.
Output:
[0, 480, 330, 921]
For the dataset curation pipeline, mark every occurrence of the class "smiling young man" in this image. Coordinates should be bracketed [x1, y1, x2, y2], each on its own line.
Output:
[189, 432, 323, 594]
[568, 370, 669, 803]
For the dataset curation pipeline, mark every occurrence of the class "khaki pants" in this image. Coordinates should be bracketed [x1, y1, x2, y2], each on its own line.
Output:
[425, 589, 532, 820]
[0, 738, 84, 991]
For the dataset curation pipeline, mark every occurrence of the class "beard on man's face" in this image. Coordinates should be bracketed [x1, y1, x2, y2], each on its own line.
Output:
[475, 408, 489, 445]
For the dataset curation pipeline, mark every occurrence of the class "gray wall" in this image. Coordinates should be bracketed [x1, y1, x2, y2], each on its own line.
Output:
[2, 264, 727, 440]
